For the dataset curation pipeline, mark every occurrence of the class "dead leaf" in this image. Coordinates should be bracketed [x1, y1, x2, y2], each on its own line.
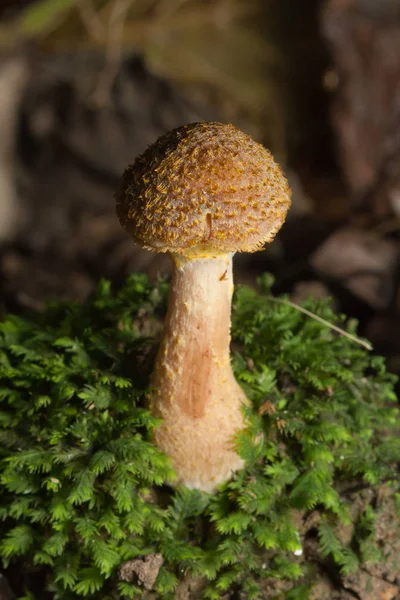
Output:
[311, 227, 397, 308]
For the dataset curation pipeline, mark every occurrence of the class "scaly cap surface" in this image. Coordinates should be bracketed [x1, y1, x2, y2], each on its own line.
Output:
[116, 122, 291, 255]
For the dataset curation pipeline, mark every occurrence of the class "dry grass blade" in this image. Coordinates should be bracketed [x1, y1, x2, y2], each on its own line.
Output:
[267, 296, 373, 351]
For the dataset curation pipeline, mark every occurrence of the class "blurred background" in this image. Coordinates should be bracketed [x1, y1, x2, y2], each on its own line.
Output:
[0, 0, 399, 370]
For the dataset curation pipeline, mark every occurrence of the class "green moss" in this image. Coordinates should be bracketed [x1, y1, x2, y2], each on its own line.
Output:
[0, 274, 399, 599]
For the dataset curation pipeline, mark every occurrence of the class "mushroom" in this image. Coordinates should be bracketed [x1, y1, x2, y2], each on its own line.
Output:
[116, 122, 291, 492]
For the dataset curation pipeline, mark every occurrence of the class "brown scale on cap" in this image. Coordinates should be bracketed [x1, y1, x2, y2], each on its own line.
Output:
[116, 122, 290, 256]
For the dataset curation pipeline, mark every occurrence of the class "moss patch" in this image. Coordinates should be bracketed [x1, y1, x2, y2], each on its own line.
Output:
[0, 274, 399, 599]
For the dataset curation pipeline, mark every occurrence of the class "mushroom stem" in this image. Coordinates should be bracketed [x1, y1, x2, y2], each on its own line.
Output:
[149, 253, 246, 492]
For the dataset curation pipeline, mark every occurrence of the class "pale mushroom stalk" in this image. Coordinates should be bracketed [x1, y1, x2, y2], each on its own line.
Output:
[116, 121, 291, 492]
[150, 253, 245, 492]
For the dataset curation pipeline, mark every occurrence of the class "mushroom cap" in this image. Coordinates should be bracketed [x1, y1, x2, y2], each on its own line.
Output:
[116, 122, 291, 255]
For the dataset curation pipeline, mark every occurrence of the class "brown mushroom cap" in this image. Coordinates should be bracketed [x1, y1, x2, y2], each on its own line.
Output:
[116, 122, 291, 255]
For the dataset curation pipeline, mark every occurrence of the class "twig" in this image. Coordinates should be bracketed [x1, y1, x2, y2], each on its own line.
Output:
[93, 0, 134, 106]
[154, 0, 193, 20]
[267, 296, 373, 351]
[75, 0, 105, 43]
